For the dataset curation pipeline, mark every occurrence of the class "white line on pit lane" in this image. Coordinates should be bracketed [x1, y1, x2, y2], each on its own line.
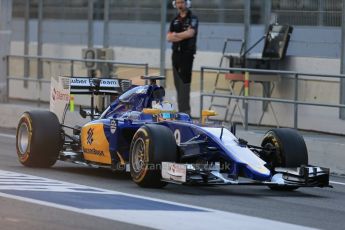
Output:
[0, 133, 16, 139]
[0, 170, 314, 230]
[330, 181, 345, 186]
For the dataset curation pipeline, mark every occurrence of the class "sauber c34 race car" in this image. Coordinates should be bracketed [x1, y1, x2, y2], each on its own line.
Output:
[16, 76, 330, 190]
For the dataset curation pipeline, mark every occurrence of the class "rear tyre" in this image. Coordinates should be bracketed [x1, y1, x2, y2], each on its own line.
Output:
[16, 111, 61, 167]
[129, 124, 177, 188]
[261, 128, 308, 191]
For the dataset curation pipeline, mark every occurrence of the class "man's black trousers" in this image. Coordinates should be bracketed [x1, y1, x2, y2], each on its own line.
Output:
[172, 51, 194, 114]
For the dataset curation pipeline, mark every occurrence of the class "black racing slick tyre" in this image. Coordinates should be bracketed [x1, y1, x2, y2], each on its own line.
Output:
[261, 128, 308, 191]
[16, 111, 62, 167]
[129, 124, 177, 188]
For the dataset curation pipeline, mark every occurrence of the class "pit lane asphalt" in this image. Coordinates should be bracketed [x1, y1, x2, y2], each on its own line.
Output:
[1, 128, 344, 230]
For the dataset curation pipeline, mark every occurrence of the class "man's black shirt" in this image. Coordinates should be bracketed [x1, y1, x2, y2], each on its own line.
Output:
[169, 10, 198, 54]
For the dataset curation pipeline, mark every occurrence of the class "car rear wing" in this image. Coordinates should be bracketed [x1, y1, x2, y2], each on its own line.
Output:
[50, 76, 132, 123]
[70, 77, 132, 95]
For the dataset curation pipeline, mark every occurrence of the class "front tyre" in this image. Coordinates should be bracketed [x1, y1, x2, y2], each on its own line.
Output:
[261, 128, 308, 191]
[129, 124, 177, 188]
[16, 111, 62, 167]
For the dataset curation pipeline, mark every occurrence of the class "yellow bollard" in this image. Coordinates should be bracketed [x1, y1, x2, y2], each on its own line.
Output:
[70, 94, 75, 112]
[244, 72, 249, 97]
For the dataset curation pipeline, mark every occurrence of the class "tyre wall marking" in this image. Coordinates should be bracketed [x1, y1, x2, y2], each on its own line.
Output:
[174, 129, 181, 145]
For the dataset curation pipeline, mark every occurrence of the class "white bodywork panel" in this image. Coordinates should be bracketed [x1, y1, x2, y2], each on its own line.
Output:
[200, 127, 271, 176]
[50, 76, 71, 123]
[162, 162, 187, 183]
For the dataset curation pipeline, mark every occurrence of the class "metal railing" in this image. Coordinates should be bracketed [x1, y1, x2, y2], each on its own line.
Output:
[5, 54, 149, 104]
[12, 0, 343, 26]
[200, 66, 345, 130]
[6, 54, 149, 77]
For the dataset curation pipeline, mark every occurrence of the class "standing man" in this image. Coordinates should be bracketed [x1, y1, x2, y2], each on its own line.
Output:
[167, 0, 198, 115]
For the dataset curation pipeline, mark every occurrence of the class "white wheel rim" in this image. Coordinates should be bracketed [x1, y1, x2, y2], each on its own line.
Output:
[131, 137, 146, 173]
[17, 122, 29, 155]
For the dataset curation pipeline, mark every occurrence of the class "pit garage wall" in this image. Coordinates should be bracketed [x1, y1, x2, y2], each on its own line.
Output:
[9, 19, 345, 134]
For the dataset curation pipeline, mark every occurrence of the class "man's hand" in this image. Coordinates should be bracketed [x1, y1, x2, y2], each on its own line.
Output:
[184, 27, 196, 38]
[167, 27, 195, 43]
[167, 32, 180, 42]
